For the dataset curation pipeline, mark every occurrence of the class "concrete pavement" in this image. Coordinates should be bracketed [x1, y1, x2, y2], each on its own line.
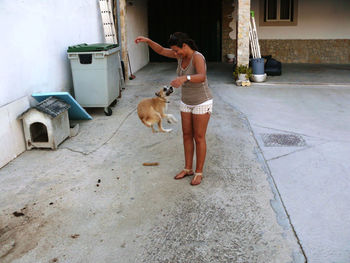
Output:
[0, 63, 305, 262]
[210, 63, 350, 263]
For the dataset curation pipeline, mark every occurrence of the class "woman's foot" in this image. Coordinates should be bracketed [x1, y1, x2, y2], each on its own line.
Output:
[174, 168, 194, 179]
[190, 172, 203, 185]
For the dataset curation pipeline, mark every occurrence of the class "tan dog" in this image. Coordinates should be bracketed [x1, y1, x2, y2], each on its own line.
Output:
[137, 86, 177, 133]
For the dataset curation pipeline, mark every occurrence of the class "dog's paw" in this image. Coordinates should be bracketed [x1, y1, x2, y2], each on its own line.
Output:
[167, 118, 178, 124]
[166, 114, 178, 124]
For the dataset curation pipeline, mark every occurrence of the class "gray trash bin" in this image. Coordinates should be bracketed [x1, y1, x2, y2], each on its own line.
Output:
[67, 43, 120, 116]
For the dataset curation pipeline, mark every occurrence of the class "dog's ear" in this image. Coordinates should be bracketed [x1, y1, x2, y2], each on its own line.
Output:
[155, 92, 160, 97]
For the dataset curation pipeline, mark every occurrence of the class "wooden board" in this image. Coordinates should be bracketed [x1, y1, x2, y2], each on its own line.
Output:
[32, 92, 92, 120]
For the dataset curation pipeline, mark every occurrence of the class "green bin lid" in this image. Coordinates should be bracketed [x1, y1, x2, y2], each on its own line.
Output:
[67, 43, 119, 52]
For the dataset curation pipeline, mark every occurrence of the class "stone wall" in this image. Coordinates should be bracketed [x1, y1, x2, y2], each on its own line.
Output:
[260, 40, 350, 64]
[222, 0, 236, 62]
[222, 38, 350, 64]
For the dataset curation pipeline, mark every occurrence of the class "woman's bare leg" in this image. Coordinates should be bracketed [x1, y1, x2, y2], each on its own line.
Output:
[175, 112, 194, 179]
[191, 113, 210, 184]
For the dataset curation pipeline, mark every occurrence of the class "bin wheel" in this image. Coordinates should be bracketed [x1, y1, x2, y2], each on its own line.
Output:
[104, 107, 112, 116]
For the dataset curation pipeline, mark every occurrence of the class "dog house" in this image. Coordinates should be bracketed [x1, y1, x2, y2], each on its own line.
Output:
[19, 97, 71, 150]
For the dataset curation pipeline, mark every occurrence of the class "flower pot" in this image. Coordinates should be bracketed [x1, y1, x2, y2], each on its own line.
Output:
[251, 58, 265, 75]
[238, 73, 247, 81]
[227, 54, 235, 60]
[226, 54, 235, 63]
[251, 73, 267, 82]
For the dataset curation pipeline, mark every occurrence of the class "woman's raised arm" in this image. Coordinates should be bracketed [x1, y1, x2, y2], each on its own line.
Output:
[135, 36, 177, 59]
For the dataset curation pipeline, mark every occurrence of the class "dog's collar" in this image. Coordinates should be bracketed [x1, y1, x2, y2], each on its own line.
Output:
[156, 94, 170, 103]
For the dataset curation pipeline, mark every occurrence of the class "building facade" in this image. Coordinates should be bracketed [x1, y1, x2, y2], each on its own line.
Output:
[222, 0, 350, 64]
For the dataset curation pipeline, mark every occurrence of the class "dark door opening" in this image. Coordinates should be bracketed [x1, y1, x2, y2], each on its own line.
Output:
[30, 122, 48, 142]
[148, 0, 222, 62]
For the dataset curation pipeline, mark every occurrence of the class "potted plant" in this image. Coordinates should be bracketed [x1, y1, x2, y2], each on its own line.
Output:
[233, 65, 252, 81]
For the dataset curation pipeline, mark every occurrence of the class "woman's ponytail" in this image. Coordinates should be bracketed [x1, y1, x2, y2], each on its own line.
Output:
[185, 39, 199, 51]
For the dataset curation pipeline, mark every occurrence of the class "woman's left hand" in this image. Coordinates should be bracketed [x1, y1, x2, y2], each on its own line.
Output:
[170, 76, 187, 88]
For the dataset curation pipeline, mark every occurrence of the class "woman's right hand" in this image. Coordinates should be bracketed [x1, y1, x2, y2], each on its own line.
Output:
[135, 36, 149, 44]
[134, 36, 176, 59]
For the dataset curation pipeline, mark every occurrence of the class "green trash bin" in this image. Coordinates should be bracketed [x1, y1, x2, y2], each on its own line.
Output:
[67, 43, 120, 116]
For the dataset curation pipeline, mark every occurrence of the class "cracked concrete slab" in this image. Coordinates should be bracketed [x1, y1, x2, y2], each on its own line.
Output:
[0, 63, 304, 262]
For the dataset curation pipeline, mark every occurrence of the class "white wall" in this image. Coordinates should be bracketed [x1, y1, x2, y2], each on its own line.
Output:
[0, 97, 29, 168]
[0, 0, 104, 168]
[126, 0, 149, 75]
[230, 0, 350, 39]
[0, 0, 104, 108]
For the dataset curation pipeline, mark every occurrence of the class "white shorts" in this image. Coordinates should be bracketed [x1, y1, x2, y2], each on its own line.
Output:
[180, 99, 213, 114]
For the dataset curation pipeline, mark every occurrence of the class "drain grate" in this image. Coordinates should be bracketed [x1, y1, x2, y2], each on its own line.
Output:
[261, 133, 306, 147]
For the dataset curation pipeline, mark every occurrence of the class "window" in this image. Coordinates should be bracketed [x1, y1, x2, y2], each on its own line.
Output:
[260, 0, 298, 26]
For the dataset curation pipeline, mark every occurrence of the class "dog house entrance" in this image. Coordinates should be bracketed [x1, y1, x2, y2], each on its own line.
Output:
[30, 122, 49, 142]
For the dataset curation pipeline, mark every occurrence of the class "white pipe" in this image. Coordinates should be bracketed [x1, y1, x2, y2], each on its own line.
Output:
[251, 15, 261, 58]
[249, 21, 257, 58]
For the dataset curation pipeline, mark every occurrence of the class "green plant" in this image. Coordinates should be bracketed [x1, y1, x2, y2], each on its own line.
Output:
[233, 65, 252, 80]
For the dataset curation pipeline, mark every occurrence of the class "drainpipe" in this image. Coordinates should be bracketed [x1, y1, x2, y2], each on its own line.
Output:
[236, 0, 250, 66]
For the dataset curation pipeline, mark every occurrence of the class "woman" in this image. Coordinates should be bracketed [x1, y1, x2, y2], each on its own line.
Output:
[135, 32, 213, 186]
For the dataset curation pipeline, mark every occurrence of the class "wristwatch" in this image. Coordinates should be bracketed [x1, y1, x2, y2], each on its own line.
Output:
[186, 75, 191, 82]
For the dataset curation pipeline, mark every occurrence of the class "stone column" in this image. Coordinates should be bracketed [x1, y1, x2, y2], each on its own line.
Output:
[115, 0, 128, 79]
[236, 0, 250, 66]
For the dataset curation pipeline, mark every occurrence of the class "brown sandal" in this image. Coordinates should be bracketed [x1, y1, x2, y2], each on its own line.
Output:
[190, 172, 203, 186]
[174, 168, 194, 180]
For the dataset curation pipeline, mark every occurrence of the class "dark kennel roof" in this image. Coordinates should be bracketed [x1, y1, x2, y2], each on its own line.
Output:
[19, 96, 71, 119]
[34, 96, 71, 118]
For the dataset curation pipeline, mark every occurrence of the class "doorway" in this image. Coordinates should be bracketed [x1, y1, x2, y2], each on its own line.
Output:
[148, 0, 222, 62]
